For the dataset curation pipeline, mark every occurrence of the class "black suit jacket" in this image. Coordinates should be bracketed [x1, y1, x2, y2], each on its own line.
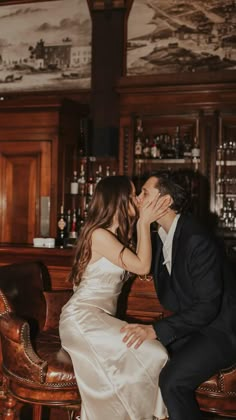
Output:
[152, 213, 236, 347]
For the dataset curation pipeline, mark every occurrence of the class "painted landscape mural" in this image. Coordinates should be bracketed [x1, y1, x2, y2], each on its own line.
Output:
[0, 0, 91, 93]
[127, 0, 236, 75]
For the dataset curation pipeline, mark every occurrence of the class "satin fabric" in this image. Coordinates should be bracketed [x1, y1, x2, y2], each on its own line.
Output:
[59, 257, 168, 420]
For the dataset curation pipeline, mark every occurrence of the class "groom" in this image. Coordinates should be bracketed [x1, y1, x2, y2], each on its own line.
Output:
[121, 171, 236, 420]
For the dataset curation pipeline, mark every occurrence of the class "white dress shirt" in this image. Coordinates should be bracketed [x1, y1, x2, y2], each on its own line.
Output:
[158, 214, 181, 274]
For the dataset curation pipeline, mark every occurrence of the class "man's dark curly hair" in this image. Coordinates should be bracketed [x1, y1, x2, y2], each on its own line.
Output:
[151, 170, 191, 213]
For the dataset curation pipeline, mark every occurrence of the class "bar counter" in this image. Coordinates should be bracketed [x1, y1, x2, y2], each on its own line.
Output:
[0, 244, 74, 290]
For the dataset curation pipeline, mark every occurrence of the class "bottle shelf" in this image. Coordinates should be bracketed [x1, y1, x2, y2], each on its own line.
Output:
[216, 193, 236, 197]
[216, 160, 236, 166]
[135, 158, 196, 164]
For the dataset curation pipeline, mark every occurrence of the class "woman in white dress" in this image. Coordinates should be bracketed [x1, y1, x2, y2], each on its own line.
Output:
[59, 175, 170, 420]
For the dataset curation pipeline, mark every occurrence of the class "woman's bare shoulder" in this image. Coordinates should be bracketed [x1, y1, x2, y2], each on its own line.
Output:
[92, 228, 115, 242]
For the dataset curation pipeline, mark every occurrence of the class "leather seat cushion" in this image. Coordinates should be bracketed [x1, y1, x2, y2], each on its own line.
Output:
[34, 329, 76, 385]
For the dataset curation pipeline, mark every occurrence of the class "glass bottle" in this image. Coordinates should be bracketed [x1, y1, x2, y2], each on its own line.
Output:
[70, 170, 79, 195]
[191, 137, 200, 161]
[95, 164, 103, 184]
[143, 137, 151, 158]
[134, 137, 143, 158]
[150, 137, 158, 159]
[76, 207, 84, 235]
[183, 133, 192, 160]
[78, 164, 86, 196]
[87, 175, 95, 202]
[56, 205, 67, 248]
[69, 209, 78, 240]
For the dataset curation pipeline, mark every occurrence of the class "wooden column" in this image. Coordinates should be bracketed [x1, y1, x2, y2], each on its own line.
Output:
[89, 0, 126, 156]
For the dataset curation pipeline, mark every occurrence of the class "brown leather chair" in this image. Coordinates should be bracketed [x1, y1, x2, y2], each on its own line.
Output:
[196, 366, 236, 418]
[0, 262, 80, 420]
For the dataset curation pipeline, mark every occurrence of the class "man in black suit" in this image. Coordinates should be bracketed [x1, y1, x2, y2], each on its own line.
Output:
[121, 171, 236, 420]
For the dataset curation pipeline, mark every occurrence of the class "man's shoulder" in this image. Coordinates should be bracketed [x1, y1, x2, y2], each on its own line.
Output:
[178, 213, 220, 252]
[177, 213, 205, 235]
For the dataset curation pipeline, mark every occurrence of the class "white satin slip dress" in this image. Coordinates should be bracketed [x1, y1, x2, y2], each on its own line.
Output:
[59, 257, 168, 420]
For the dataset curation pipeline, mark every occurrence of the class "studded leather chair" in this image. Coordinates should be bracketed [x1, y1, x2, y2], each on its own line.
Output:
[0, 261, 80, 420]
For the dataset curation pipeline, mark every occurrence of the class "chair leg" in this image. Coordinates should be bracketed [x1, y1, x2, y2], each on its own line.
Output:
[32, 405, 43, 420]
[2, 394, 18, 420]
[66, 409, 80, 420]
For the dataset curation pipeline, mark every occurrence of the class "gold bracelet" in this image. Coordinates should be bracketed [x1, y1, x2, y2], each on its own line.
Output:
[138, 274, 153, 282]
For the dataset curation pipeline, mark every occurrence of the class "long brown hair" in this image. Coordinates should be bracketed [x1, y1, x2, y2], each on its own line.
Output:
[69, 176, 138, 285]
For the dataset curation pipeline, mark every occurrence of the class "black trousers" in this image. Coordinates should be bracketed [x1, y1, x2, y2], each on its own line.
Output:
[159, 331, 236, 420]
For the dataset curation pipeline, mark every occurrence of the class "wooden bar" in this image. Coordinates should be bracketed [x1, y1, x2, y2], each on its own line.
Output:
[0, 245, 74, 290]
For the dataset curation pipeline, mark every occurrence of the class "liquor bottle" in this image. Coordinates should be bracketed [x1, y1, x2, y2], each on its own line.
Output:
[150, 137, 158, 159]
[134, 137, 143, 158]
[70, 170, 79, 195]
[69, 209, 78, 240]
[83, 204, 89, 222]
[174, 126, 183, 159]
[160, 133, 168, 159]
[136, 116, 143, 135]
[56, 205, 67, 248]
[95, 164, 103, 184]
[143, 137, 151, 158]
[216, 144, 224, 162]
[216, 164, 223, 194]
[165, 134, 175, 159]
[87, 175, 95, 201]
[183, 133, 192, 160]
[155, 135, 161, 159]
[66, 209, 72, 236]
[78, 164, 86, 196]
[191, 137, 200, 161]
[76, 207, 84, 235]
[105, 166, 110, 177]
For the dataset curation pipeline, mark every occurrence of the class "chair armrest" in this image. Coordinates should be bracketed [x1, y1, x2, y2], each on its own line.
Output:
[43, 290, 72, 331]
[0, 313, 47, 384]
[219, 364, 236, 392]
[0, 313, 26, 343]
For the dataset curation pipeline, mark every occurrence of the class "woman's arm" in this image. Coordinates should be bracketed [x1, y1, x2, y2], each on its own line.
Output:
[92, 195, 170, 275]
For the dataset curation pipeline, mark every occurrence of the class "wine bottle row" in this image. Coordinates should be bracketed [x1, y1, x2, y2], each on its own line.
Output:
[56, 163, 117, 248]
[70, 163, 115, 196]
[56, 206, 87, 248]
[134, 117, 200, 161]
[217, 139, 236, 161]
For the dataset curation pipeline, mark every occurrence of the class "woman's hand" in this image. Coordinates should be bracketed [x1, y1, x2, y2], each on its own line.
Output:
[139, 194, 172, 225]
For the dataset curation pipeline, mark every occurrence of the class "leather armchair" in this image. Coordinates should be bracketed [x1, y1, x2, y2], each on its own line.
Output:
[0, 262, 80, 420]
[196, 364, 236, 417]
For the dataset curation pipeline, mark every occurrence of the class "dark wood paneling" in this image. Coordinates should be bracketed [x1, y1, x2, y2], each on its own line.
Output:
[0, 98, 89, 243]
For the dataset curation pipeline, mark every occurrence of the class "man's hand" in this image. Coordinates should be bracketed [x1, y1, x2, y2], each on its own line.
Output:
[120, 323, 157, 349]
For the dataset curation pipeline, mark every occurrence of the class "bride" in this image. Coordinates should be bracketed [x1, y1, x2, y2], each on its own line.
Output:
[59, 175, 170, 420]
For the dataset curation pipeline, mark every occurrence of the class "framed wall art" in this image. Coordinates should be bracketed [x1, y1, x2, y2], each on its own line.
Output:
[127, 0, 236, 76]
[0, 0, 91, 93]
